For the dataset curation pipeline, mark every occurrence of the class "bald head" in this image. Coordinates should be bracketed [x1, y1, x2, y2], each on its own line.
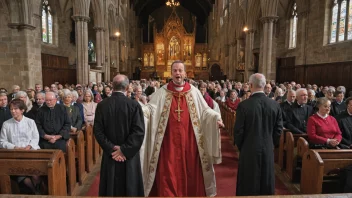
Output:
[112, 74, 129, 91]
[249, 73, 266, 91]
[45, 91, 57, 108]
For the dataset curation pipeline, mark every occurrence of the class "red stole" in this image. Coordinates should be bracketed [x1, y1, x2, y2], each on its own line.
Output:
[149, 82, 206, 197]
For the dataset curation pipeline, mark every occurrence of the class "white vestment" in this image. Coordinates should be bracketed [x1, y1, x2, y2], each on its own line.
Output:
[140, 83, 222, 196]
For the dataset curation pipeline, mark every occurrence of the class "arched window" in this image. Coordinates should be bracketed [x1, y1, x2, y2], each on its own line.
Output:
[42, 0, 53, 44]
[330, 0, 352, 43]
[88, 41, 96, 62]
[289, 3, 298, 49]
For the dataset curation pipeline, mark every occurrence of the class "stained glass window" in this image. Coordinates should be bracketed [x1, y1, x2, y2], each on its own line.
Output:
[348, 0, 352, 39]
[42, 0, 53, 44]
[338, 0, 347, 41]
[330, 0, 338, 43]
[88, 41, 96, 62]
[330, 0, 352, 43]
[289, 3, 298, 48]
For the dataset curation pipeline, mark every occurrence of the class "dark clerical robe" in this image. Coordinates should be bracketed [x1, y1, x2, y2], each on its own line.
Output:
[93, 92, 145, 196]
[149, 82, 206, 197]
[335, 111, 352, 148]
[234, 92, 283, 196]
[0, 107, 11, 129]
[286, 102, 313, 134]
[35, 104, 71, 152]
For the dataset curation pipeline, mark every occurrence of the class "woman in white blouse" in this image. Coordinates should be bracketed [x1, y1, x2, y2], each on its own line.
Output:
[82, 89, 97, 126]
[0, 99, 43, 194]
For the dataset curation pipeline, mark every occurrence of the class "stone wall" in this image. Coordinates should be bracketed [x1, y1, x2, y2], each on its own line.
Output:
[276, 0, 352, 65]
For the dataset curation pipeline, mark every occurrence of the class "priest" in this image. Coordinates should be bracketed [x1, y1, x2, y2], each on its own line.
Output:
[140, 60, 224, 197]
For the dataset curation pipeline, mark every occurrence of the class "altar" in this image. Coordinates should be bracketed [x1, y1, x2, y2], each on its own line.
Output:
[141, 9, 209, 80]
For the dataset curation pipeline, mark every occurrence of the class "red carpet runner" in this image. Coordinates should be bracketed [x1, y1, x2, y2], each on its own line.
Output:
[86, 131, 291, 196]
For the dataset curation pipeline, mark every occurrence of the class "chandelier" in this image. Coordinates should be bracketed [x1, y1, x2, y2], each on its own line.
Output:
[166, 0, 180, 7]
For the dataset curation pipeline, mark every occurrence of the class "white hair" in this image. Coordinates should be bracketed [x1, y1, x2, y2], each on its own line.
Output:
[15, 91, 32, 112]
[308, 89, 315, 96]
[296, 88, 307, 96]
[62, 89, 72, 98]
[249, 73, 266, 89]
[71, 90, 79, 101]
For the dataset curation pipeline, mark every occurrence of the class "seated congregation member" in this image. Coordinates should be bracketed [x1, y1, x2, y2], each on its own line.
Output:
[280, 89, 296, 128]
[286, 89, 313, 134]
[36, 92, 71, 152]
[215, 90, 227, 102]
[226, 90, 240, 111]
[134, 85, 146, 106]
[241, 90, 251, 101]
[264, 83, 274, 99]
[62, 89, 82, 133]
[15, 91, 33, 118]
[102, 85, 112, 99]
[92, 84, 102, 103]
[274, 87, 284, 103]
[7, 85, 20, 102]
[336, 97, 352, 149]
[0, 99, 43, 194]
[307, 89, 317, 108]
[0, 93, 12, 129]
[75, 85, 84, 103]
[82, 90, 97, 126]
[200, 82, 214, 108]
[71, 90, 84, 124]
[26, 92, 45, 120]
[307, 97, 342, 149]
[330, 90, 346, 117]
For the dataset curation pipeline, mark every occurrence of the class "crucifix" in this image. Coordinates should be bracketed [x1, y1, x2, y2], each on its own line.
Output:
[174, 93, 184, 122]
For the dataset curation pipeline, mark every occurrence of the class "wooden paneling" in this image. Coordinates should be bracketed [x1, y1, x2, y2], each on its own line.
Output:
[42, 54, 77, 86]
[277, 59, 352, 92]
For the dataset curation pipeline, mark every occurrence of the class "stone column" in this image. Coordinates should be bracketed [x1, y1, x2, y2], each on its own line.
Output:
[72, 16, 90, 84]
[260, 16, 278, 80]
[94, 27, 105, 68]
[228, 41, 236, 80]
[236, 38, 244, 82]
[244, 29, 255, 82]
[299, 11, 309, 65]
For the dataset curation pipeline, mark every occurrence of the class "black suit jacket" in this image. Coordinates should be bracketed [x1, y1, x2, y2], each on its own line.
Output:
[286, 102, 313, 134]
[0, 106, 12, 129]
[330, 100, 346, 117]
[280, 101, 293, 128]
[336, 111, 352, 148]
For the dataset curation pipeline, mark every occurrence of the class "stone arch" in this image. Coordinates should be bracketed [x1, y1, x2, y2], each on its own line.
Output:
[247, 0, 261, 30]
[108, 4, 116, 36]
[90, 0, 104, 28]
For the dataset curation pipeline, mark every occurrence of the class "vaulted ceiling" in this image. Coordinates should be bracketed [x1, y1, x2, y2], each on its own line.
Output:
[130, 0, 215, 25]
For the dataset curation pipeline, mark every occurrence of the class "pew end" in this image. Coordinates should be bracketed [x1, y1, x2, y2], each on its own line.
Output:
[70, 131, 87, 184]
[65, 139, 79, 196]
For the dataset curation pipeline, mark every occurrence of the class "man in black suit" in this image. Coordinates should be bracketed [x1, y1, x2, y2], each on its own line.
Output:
[144, 81, 156, 96]
[94, 74, 145, 196]
[286, 88, 313, 134]
[280, 89, 296, 128]
[336, 97, 352, 149]
[0, 93, 12, 129]
[330, 90, 346, 117]
[7, 85, 20, 102]
[264, 83, 274, 99]
[234, 73, 283, 196]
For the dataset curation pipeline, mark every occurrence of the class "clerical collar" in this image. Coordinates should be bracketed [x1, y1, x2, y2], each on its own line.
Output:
[251, 91, 264, 95]
[287, 101, 292, 105]
[296, 102, 304, 107]
[114, 91, 126, 95]
[172, 81, 185, 87]
[317, 112, 328, 119]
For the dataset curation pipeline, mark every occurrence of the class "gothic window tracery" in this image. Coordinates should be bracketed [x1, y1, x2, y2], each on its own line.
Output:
[330, 0, 352, 43]
[289, 2, 298, 49]
[42, 0, 53, 44]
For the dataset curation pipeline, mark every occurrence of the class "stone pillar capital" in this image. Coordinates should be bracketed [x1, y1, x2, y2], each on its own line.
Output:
[93, 27, 106, 32]
[260, 16, 279, 24]
[72, 15, 90, 22]
[245, 29, 256, 35]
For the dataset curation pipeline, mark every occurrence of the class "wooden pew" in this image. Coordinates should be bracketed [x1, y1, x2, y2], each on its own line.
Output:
[83, 124, 94, 172]
[0, 150, 67, 196]
[65, 138, 78, 196]
[285, 133, 308, 181]
[70, 131, 87, 184]
[93, 136, 100, 164]
[301, 149, 352, 194]
[278, 129, 290, 170]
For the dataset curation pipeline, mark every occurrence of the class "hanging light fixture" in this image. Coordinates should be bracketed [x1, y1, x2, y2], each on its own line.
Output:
[166, 0, 180, 7]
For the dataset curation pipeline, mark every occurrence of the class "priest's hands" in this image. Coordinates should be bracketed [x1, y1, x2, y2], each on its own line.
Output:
[112, 145, 126, 162]
[217, 120, 225, 128]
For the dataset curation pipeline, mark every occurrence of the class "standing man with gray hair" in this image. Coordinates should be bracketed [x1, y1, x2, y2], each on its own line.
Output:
[93, 74, 145, 196]
[234, 73, 283, 196]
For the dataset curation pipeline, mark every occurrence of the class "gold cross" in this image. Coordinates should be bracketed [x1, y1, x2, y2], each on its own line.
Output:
[174, 93, 184, 122]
